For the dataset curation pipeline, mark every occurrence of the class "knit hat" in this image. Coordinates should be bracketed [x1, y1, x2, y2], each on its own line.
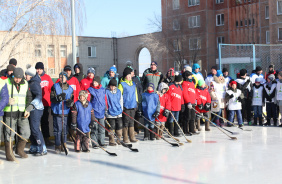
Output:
[269, 64, 274, 69]
[59, 71, 68, 80]
[79, 90, 88, 99]
[268, 74, 275, 81]
[211, 65, 217, 70]
[151, 61, 157, 66]
[109, 78, 117, 86]
[35, 62, 44, 70]
[216, 70, 223, 77]
[123, 67, 132, 78]
[240, 69, 247, 76]
[87, 67, 95, 75]
[93, 76, 101, 85]
[256, 66, 262, 72]
[198, 79, 205, 87]
[9, 58, 17, 66]
[183, 65, 192, 73]
[25, 64, 36, 77]
[222, 68, 228, 73]
[175, 74, 183, 82]
[109, 65, 117, 73]
[13, 68, 24, 78]
[255, 78, 261, 83]
[230, 81, 237, 86]
[7, 64, 15, 72]
[147, 83, 155, 90]
[64, 65, 72, 71]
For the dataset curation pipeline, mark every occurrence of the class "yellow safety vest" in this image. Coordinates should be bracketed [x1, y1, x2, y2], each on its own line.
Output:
[3, 78, 28, 112]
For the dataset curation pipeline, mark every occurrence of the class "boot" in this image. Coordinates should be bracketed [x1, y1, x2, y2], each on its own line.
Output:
[156, 127, 161, 140]
[205, 120, 210, 131]
[122, 127, 130, 143]
[189, 120, 199, 134]
[169, 123, 174, 135]
[55, 145, 61, 154]
[183, 121, 188, 134]
[129, 126, 138, 142]
[109, 130, 117, 146]
[149, 128, 155, 141]
[259, 117, 263, 126]
[143, 128, 149, 141]
[274, 119, 278, 126]
[116, 129, 122, 145]
[15, 139, 28, 158]
[5, 142, 16, 161]
[252, 118, 257, 126]
[265, 119, 270, 126]
[174, 122, 180, 137]
[158, 125, 164, 139]
[196, 119, 202, 131]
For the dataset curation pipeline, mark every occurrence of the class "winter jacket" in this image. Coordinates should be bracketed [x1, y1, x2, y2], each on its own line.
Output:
[235, 76, 252, 99]
[182, 81, 198, 105]
[195, 87, 211, 113]
[210, 76, 226, 109]
[101, 71, 119, 88]
[132, 76, 142, 104]
[80, 76, 93, 91]
[40, 72, 54, 107]
[157, 92, 171, 122]
[0, 69, 7, 77]
[264, 81, 277, 103]
[167, 82, 184, 111]
[225, 88, 244, 110]
[88, 84, 107, 119]
[73, 63, 85, 82]
[28, 74, 44, 110]
[118, 78, 138, 109]
[142, 92, 160, 122]
[72, 100, 94, 133]
[56, 75, 81, 103]
[105, 88, 123, 118]
[0, 78, 9, 116]
[142, 68, 163, 92]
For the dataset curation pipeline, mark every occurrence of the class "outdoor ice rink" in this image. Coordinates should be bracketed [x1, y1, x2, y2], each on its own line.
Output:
[0, 126, 281, 184]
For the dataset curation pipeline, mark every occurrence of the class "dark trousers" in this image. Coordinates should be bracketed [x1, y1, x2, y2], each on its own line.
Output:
[107, 118, 122, 130]
[241, 98, 252, 122]
[266, 102, 277, 120]
[41, 106, 50, 138]
[75, 131, 90, 151]
[29, 109, 45, 152]
[53, 115, 67, 146]
[122, 108, 136, 127]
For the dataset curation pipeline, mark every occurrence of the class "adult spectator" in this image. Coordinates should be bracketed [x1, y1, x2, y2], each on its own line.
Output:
[205, 66, 217, 89]
[101, 65, 119, 88]
[250, 66, 265, 84]
[73, 63, 84, 82]
[142, 61, 163, 92]
[192, 63, 204, 82]
[222, 68, 232, 87]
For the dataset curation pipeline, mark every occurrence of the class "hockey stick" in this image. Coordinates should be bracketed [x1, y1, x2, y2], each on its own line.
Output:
[102, 119, 138, 152]
[169, 111, 192, 143]
[123, 112, 179, 147]
[155, 117, 184, 146]
[192, 107, 237, 140]
[76, 128, 117, 156]
[210, 111, 252, 131]
[61, 100, 68, 155]
[1, 121, 28, 142]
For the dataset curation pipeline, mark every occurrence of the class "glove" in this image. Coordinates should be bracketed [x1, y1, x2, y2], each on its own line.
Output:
[89, 121, 96, 129]
[66, 99, 74, 107]
[198, 104, 203, 110]
[181, 104, 185, 112]
[9, 98, 15, 105]
[204, 103, 211, 111]
[24, 111, 30, 118]
[152, 111, 160, 118]
[57, 93, 66, 102]
[163, 109, 170, 118]
[25, 104, 34, 112]
[187, 103, 192, 109]
[229, 94, 234, 99]
[136, 110, 142, 118]
[237, 97, 242, 102]
[70, 123, 77, 130]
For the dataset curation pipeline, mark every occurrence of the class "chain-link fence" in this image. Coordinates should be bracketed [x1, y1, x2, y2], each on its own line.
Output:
[217, 44, 282, 79]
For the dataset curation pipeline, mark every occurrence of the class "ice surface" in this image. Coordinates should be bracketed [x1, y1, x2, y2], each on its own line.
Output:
[0, 126, 282, 184]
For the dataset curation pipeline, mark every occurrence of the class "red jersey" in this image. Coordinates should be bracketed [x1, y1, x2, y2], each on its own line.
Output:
[167, 83, 183, 111]
[195, 87, 211, 113]
[182, 81, 198, 105]
[40, 73, 54, 106]
[56, 76, 81, 102]
[157, 93, 171, 122]
[80, 76, 94, 101]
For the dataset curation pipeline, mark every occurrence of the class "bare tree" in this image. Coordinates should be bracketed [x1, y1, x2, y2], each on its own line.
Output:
[0, 0, 85, 68]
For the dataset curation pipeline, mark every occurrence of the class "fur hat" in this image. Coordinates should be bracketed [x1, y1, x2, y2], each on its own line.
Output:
[79, 90, 88, 99]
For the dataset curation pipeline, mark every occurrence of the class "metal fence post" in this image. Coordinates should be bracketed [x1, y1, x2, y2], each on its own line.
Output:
[253, 44, 256, 70]
[219, 43, 222, 70]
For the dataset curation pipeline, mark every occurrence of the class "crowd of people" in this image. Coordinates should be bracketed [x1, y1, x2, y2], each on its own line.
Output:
[0, 58, 281, 164]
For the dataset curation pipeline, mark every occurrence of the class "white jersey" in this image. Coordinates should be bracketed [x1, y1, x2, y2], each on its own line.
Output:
[250, 73, 265, 84]
[205, 75, 214, 89]
[276, 82, 282, 101]
[264, 83, 277, 103]
[252, 86, 264, 106]
[226, 89, 242, 110]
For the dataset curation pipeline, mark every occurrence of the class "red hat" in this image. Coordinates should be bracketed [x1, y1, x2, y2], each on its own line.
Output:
[230, 81, 237, 86]
[169, 68, 174, 76]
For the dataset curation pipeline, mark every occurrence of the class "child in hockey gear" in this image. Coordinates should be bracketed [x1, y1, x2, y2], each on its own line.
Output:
[195, 79, 211, 131]
[182, 71, 199, 135]
[251, 78, 265, 126]
[142, 83, 160, 141]
[275, 71, 282, 127]
[118, 67, 138, 143]
[50, 72, 74, 154]
[167, 75, 184, 137]
[105, 79, 123, 146]
[156, 82, 171, 139]
[71, 90, 94, 152]
[88, 77, 107, 148]
[264, 74, 277, 126]
[225, 81, 244, 127]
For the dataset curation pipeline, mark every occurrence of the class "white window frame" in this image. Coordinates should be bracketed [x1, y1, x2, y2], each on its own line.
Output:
[173, 39, 181, 51]
[216, 14, 224, 26]
[48, 68, 55, 75]
[216, 0, 224, 4]
[60, 45, 67, 58]
[188, 15, 200, 28]
[47, 45, 54, 57]
[278, 1, 282, 15]
[189, 38, 201, 50]
[173, 0, 180, 10]
[265, 6, 269, 19]
[278, 28, 282, 41]
[188, 0, 200, 7]
[88, 46, 96, 57]
[173, 19, 180, 30]
[174, 61, 180, 71]
[266, 31, 270, 44]
[35, 45, 41, 57]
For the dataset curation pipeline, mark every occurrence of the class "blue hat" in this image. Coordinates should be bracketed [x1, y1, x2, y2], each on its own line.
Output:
[109, 65, 117, 73]
[59, 71, 68, 80]
[151, 61, 157, 66]
[255, 78, 261, 83]
[147, 83, 155, 89]
[192, 63, 200, 70]
[87, 67, 95, 75]
[216, 70, 223, 77]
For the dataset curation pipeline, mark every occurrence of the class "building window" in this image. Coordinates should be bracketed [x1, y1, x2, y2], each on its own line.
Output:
[217, 36, 225, 48]
[47, 45, 54, 57]
[236, 21, 238, 27]
[35, 45, 41, 57]
[173, 0, 180, 10]
[188, 15, 200, 28]
[265, 6, 269, 19]
[240, 20, 243, 27]
[88, 46, 96, 57]
[278, 28, 282, 41]
[188, 0, 200, 7]
[173, 19, 180, 30]
[60, 45, 67, 58]
[278, 1, 282, 15]
[189, 38, 201, 50]
[173, 39, 181, 51]
[266, 31, 270, 44]
[216, 14, 224, 26]
[216, 0, 224, 4]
